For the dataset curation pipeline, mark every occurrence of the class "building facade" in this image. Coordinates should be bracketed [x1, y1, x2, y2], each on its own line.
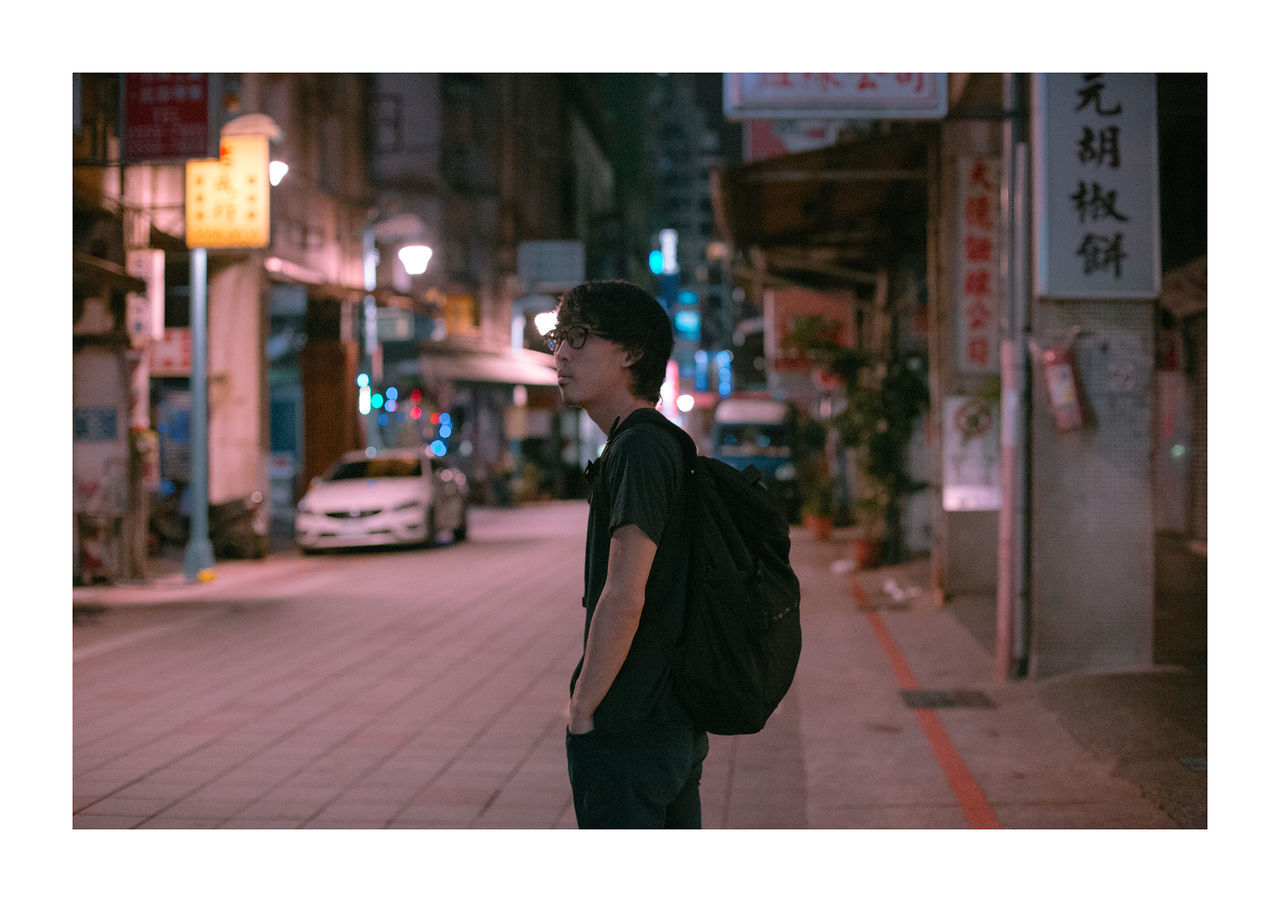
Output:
[713, 72, 1207, 678]
[72, 73, 629, 580]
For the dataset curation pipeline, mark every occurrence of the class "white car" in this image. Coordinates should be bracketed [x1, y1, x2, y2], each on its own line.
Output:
[295, 449, 468, 552]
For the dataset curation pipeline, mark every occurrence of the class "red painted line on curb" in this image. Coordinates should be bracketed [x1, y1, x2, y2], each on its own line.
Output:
[912, 707, 1002, 829]
[857, 579, 1002, 829]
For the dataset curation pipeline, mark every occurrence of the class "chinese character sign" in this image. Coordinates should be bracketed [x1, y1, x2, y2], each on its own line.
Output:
[956, 157, 1001, 374]
[724, 73, 947, 119]
[1033, 74, 1161, 299]
[185, 135, 271, 249]
[122, 73, 211, 164]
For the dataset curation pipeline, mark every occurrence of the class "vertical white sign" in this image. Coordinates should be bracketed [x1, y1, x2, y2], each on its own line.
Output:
[943, 396, 1002, 511]
[956, 156, 1002, 374]
[126, 248, 165, 344]
[1033, 73, 1161, 299]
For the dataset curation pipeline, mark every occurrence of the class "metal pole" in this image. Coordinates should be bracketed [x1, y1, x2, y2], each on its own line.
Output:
[996, 74, 1031, 680]
[1011, 139, 1031, 678]
[361, 226, 379, 450]
[184, 246, 215, 580]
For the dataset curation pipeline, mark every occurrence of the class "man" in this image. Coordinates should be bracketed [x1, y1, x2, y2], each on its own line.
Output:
[548, 280, 708, 829]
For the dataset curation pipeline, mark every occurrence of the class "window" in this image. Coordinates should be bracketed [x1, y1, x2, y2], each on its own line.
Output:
[328, 458, 422, 480]
[375, 93, 403, 153]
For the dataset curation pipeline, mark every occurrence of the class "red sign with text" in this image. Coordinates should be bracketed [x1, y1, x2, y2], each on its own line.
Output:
[122, 74, 210, 164]
[955, 157, 1001, 374]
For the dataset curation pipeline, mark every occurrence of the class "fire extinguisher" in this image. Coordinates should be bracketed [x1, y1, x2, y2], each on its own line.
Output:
[1030, 328, 1085, 432]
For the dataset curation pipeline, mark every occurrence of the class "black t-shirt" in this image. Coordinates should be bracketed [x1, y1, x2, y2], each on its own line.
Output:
[570, 409, 691, 736]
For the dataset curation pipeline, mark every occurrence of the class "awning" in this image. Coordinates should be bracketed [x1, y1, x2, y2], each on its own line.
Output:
[418, 341, 558, 387]
[711, 130, 931, 290]
[73, 251, 147, 294]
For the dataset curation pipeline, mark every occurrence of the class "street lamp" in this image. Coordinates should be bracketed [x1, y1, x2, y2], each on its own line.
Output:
[361, 213, 432, 448]
[534, 310, 558, 336]
[268, 160, 290, 186]
[397, 244, 433, 275]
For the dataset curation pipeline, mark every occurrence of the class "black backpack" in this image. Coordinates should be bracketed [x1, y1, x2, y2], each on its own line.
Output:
[607, 410, 802, 735]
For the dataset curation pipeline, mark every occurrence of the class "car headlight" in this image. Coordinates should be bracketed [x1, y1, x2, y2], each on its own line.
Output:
[775, 463, 796, 481]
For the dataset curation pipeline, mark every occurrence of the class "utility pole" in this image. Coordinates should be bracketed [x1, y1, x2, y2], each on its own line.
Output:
[183, 245, 215, 581]
[996, 73, 1031, 680]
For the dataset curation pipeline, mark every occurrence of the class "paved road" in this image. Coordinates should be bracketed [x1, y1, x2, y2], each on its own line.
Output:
[74, 501, 817, 831]
[75, 503, 588, 829]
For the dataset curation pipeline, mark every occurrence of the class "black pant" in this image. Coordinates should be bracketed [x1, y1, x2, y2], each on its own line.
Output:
[566, 718, 709, 828]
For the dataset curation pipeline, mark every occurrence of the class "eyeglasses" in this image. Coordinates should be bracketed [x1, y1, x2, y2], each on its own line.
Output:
[544, 325, 614, 352]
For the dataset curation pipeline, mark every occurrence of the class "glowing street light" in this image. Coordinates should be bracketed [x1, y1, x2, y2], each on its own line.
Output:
[397, 244, 433, 275]
[534, 310, 558, 336]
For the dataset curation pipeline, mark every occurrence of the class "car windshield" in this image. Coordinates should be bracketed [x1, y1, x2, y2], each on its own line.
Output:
[327, 458, 422, 480]
[716, 425, 792, 458]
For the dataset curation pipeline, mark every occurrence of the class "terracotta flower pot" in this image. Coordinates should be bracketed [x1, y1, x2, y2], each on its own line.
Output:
[852, 535, 883, 568]
[803, 513, 833, 540]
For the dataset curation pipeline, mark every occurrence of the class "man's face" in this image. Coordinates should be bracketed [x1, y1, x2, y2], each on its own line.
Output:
[549, 322, 635, 409]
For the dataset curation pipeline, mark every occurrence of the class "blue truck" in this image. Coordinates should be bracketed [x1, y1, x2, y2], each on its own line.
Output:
[709, 397, 800, 522]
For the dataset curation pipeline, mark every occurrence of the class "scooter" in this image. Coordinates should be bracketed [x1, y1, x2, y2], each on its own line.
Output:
[149, 489, 267, 559]
[209, 492, 267, 559]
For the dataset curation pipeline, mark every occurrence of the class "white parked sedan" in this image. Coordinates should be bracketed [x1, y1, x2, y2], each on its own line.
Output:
[295, 449, 468, 552]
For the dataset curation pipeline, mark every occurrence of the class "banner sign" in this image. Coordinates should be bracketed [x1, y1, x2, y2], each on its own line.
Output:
[764, 287, 857, 373]
[1033, 73, 1161, 299]
[122, 73, 211, 164]
[743, 119, 847, 161]
[185, 135, 271, 249]
[125, 249, 165, 346]
[725, 73, 947, 120]
[956, 157, 1002, 374]
[149, 327, 193, 376]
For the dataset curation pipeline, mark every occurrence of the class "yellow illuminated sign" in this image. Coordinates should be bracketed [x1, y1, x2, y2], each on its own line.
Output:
[185, 135, 270, 249]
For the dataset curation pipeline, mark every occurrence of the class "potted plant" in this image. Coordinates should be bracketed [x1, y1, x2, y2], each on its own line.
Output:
[800, 478, 835, 540]
[833, 353, 929, 565]
[783, 313, 929, 562]
[850, 494, 887, 568]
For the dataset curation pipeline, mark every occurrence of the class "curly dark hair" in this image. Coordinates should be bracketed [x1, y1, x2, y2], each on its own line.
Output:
[555, 280, 674, 404]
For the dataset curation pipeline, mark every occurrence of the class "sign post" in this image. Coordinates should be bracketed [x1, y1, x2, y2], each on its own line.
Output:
[183, 245, 215, 580]
[182, 131, 273, 581]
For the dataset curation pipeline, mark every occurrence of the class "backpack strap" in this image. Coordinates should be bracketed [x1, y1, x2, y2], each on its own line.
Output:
[611, 407, 697, 469]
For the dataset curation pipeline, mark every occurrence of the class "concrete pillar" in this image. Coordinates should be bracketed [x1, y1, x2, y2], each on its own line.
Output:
[932, 120, 1003, 598]
[1028, 301, 1156, 675]
[207, 256, 267, 504]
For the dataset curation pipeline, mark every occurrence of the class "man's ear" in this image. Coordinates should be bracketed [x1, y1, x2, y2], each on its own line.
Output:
[622, 348, 642, 368]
